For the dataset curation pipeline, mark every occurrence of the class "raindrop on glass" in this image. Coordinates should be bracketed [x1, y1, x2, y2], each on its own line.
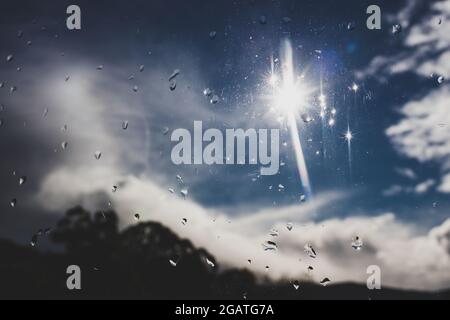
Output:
[19, 176, 26, 186]
[209, 31, 217, 39]
[168, 69, 180, 81]
[169, 259, 178, 267]
[180, 188, 188, 199]
[320, 277, 331, 286]
[392, 24, 402, 34]
[347, 21, 355, 31]
[139, 65, 145, 72]
[351, 236, 363, 250]
[301, 114, 314, 123]
[122, 121, 129, 130]
[286, 222, 293, 231]
[210, 94, 219, 104]
[181, 218, 187, 225]
[94, 151, 102, 160]
[263, 240, 278, 251]
[162, 127, 170, 135]
[269, 229, 279, 237]
[30, 234, 38, 247]
[205, 258, 215, 268]
[176, 174, 184, 184]
[10, 198, 17, 208]
[96, 65, 104, 70]
[134, 213, 140, 221]
[259, 15, 267, 25]
[169, 79, 177, 91]
[304, 243, 317, 258]
[6, 54, 14, 62]
[437, 76, 445, 84]
[292, 280, 300, 290]
[203, 88, 213, 97]
[61, 141, 68, 150]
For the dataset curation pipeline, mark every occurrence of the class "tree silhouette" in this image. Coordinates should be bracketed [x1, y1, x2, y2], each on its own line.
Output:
[0, 206, 449, 299]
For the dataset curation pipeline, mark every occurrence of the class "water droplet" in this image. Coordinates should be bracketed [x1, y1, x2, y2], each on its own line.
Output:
[292, 280, 300, 290]
[282, 17, 291, 23]
[169, 79, 177, 91]
[307, 265, 314, 272]
[247, 259, 252, 264]
[176, 175, 184, 184]
[0, 119, 3, 127]
[259, 15, 267, 25]
[162, 127, 170, 135]
[19, 176, 26, 186]
[210, 94, 219, 104]
[43, 108, 48, 117]
[263, 240, 278, 251]
[180, 188, 188, 199]
[304, 243, 317, 258]
[351, 236, 363, 250]
[134, 213, 140, 221]
[65, 75, 70, 82]
[205, 258, 215, 268]
[112, 185, 118, 193]
[437, 76, 445, 84]
[347, 21, 356, 31]
[392, 24, 402, 35]
[301, 114, 314, 123]
[181, 218, 188, 225]
[300, 194, 306, 202]
[169, 259, 178, 267]
[30, 234, 38, 247]
[132, 85, 138, 92]
[168, 187, 175, 194]
[17, 30, 23, 38]
[10, 86, 17, 93]
[209, 31, 217, 39]
[96, 65, 104, 70]
[0, 82, 4, 89]
[122, 121, 129, 130]
[61, 124, 68, 132]
[139, 65, 145, 72]
[168, 69, 180, 81]
[286, 222, 293, 231]
[433, 201, 439, 208]
[6, 54, 14, 62]
[269, 229, 279, 237]
[203, 88, 213, 97]
[10, 198, 17, 208]
[278, 184, 285, 192]
[320, 277, 331, 286]
[94, 151, 102, 160]
[61, 141, 68, 150]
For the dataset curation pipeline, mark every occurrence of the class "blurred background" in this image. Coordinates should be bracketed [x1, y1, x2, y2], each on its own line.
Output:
[1, 0, 450, 299]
